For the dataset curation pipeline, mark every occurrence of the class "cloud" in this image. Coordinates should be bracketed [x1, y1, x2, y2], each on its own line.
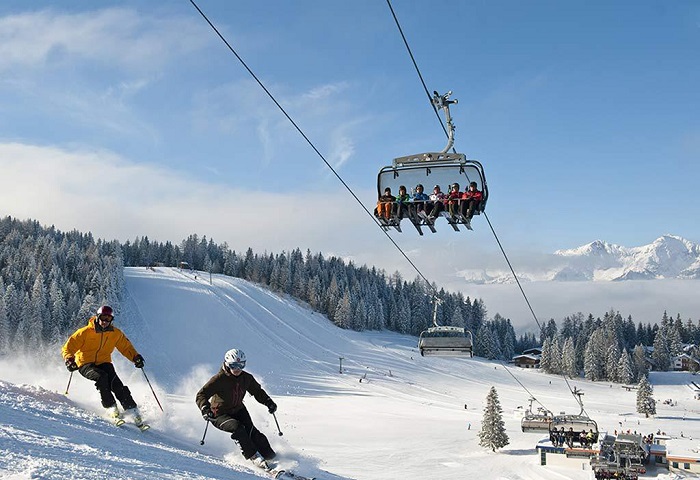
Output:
[192, 79, 368, 172]
[456, 279, 700, 332]
[0, 142, 382, 255]
[0, 8, 208, 73]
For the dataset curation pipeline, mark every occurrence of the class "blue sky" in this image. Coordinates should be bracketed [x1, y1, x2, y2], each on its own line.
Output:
[0, 1, 698, 286]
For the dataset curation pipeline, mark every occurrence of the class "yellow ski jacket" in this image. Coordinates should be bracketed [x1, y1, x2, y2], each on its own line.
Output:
[61, 317, 139, 367]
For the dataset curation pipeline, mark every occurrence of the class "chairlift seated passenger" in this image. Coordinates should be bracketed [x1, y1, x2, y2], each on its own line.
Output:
[376, 91, 488, 235]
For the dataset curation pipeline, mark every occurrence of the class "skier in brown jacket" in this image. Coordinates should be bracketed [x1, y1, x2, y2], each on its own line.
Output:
[196, 348, 278, 469]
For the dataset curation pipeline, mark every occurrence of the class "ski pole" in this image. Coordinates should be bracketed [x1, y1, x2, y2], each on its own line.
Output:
[272, 412, 283, 436]
[200, 418, 210, 445]
[141, 368, 164, 412]
[64, 371, 74, 395]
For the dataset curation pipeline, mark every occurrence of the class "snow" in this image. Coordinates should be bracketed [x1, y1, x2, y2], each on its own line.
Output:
[1, 267, 700, 479]
[459, 235, 700, 283]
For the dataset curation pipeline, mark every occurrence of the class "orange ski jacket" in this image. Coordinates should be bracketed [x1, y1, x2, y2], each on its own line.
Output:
[61, 317, 139, 367]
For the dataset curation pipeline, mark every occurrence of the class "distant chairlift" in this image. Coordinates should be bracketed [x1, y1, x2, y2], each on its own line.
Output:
[521, 397, 554, 433]
[376, 91, 488, 235]
[418, 299, 473, 357]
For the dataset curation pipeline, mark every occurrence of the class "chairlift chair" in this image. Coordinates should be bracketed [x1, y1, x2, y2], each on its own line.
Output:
[521, 398, 554, 433]
[375, 91, 488, 234]
[417, 298, 474, 357]
[548, 388, 599, 447]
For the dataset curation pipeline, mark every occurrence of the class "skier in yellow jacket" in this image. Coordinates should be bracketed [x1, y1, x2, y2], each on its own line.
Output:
[61, 305, 145, 424]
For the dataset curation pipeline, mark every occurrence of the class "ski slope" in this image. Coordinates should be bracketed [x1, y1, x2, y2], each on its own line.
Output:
[1, 267, 698, 479]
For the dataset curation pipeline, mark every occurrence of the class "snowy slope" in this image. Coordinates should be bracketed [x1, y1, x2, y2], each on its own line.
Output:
[1, 267, 698, 479]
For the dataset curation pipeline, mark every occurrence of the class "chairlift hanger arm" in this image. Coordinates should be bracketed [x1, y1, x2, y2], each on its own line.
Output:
[431, 91, 457, 154]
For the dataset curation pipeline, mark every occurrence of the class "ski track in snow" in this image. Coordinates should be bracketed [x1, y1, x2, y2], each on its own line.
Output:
[0, 266, 692, 480]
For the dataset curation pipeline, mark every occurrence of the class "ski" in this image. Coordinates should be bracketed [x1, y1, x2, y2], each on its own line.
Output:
[253, 461, 316, 480]
[444, 214, 460, 231]
[114, 418, 126, 427]
[273, 470, 316, 480]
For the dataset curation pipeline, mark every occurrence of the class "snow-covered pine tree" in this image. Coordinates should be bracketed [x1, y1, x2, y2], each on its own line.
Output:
[478, 386, 509, 452]
[617, 349, 634, 385]
[584, 329, 605, 381]
[549, 337, 562, 374]
[652, 330, 671, 371]
[636, 376, 656, 418]
[605, 342, 621, 383]
[562, 337, 578, 378]
[540, 337, 552, 373]
[632, 344, 648, 382]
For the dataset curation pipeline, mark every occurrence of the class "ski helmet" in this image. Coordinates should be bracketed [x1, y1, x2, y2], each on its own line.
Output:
[96, 305, 113, 317]
[416, 184, 423, 190]
[224, 349, 246, 371]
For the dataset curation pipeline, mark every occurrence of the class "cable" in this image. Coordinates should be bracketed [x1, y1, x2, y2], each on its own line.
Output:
[386, 0, 449, 140]
[187, 0, 438, 293]
[386, 0, 595, 414]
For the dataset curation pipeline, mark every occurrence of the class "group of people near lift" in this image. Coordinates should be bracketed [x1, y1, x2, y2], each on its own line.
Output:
[594, 471, 639, 480]
[550, 427, 598, 448]
[375, 181, 483, 226]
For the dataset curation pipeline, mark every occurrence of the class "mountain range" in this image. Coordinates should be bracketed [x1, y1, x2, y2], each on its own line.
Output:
[457, 235, 700, 284]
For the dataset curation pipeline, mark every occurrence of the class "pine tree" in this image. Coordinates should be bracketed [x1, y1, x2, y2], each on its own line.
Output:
[562, 337, 578, 377]
[617, 349, 634, 385]
[549, 337, 562, 374]
[636, 376, 656, 418]
[583, 329, 605, 381]
[540, 337, 552, 373]
[632, 344, 648, 382]
[0, 286, 9, 355]
[605, 342, 621, 382]
[333, 290, 353, 329]
[652, 330, 671, 371]
[478, 386, 509, 452]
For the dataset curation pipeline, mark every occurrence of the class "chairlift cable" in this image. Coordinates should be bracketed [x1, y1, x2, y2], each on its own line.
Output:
[385, 0, 542, 333]
[188, 0, 438, 292]
[386, 0, 451, 143]
[387, 1, 590, 413]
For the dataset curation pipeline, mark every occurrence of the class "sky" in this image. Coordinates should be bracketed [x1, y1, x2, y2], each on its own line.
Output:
[1, 266, 699, 479]
[0, 1, 698, 324]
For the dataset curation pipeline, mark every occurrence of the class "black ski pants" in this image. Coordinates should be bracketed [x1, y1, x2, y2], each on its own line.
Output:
[212, 406, 275, 460]
[79, 362, 137, 410]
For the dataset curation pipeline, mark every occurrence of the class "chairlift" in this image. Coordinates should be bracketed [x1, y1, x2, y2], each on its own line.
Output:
[376, 91, 488, 235]
[418, 298, 473, 357]
[521, 397, 554, 433]
[548, 388, 599, 447]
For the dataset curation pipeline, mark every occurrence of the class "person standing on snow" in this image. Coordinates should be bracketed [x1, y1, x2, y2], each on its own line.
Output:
[196, 348, 278, 469]
[61, 305, 146, 426]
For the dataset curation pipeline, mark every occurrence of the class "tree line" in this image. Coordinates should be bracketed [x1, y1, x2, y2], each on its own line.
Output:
[2, 217, 697, 378]
[538, 310, 699, 384]
[0, 216, 123, 355]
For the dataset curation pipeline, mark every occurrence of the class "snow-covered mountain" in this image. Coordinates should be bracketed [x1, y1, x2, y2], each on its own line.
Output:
[0, 268, 700, 480]
[457, 235, 700, 283]
[0, 267, 691, 480]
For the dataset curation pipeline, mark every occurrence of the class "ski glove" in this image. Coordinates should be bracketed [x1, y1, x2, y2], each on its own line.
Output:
[133, 354, 145, 369]
[65, 357, 79, 372]
[265, 399, 277, 414]
[201, 405, 215, 421]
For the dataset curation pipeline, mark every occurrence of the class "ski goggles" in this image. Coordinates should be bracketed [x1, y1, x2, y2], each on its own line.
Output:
[226, 361, 246, 371]
[98, 314, 114, 323]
